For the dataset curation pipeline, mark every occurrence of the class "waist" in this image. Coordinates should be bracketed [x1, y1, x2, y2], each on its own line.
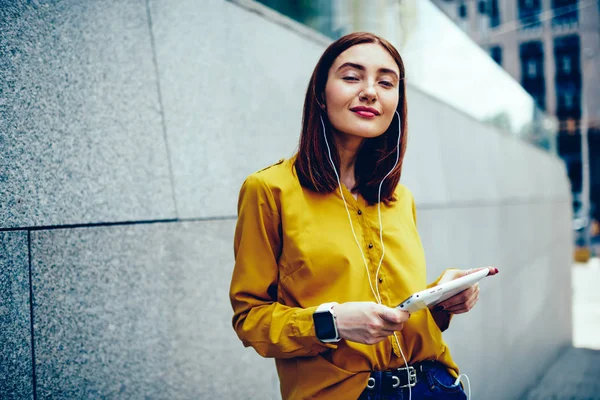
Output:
[366, 360, 451, 394]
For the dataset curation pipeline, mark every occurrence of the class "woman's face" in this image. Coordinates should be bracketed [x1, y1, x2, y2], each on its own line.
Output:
[324, 43, 400, 142]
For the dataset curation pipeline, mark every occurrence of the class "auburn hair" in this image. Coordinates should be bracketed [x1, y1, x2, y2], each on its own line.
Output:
[295, 32, 408, 206]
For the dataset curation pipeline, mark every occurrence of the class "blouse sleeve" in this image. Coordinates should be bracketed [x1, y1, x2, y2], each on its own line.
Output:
[229, 174, 337, 358]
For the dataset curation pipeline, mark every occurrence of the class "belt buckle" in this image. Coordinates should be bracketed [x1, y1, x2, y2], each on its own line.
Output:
[393, 366, 417, 388]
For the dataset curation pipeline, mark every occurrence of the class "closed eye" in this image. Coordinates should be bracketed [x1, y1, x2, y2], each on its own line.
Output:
[380, 81, 394, 87]
[342, 76, 359, 81]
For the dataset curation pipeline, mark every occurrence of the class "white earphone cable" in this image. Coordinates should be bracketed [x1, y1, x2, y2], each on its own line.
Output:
[455, 374, 472, 399]
[320, 110, 472, 400]
[321, 115, 381, 304]
[321, 111, 414, 400]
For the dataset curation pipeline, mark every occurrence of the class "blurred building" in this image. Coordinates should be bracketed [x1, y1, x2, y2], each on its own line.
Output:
[255, 0, 559, 151]
[431, 0, 600, 221]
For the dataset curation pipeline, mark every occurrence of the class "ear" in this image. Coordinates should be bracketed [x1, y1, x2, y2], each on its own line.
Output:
[319, 93, 327, 110]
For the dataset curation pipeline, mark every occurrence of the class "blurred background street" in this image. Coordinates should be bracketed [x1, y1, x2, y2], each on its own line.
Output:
[573, 258, 600, 350]
[522, 259, 600, 399]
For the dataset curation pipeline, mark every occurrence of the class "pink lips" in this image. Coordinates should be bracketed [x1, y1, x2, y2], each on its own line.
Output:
[353, 110, 376, 118]
[350, 106, 380, 119]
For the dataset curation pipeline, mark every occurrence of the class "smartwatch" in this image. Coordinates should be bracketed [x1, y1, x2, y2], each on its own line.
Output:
[313, 302, 341, 343]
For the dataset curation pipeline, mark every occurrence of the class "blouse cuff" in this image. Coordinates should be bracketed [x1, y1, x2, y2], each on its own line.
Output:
[293, 306, 339, 350]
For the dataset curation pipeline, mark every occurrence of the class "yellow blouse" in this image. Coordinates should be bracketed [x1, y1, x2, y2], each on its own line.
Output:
[229, 157, 459, 400]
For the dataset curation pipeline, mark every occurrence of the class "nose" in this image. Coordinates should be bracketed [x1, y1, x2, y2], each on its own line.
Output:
[359, 81, 377, 103]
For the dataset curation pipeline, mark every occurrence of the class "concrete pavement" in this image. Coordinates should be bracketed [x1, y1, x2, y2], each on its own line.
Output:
[521, 259, 600, 399]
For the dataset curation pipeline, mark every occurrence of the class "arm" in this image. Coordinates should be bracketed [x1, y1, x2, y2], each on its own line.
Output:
[229, 174, 337, 358]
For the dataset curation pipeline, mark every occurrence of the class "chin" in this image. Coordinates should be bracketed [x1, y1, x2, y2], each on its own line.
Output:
[331, 120, 387, 139]
[348, 128, 386, 139]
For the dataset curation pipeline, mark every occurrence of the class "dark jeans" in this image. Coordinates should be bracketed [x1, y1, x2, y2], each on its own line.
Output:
[358, 361, 467, 400]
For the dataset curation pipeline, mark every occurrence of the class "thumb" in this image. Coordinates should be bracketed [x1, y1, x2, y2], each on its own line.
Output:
[377, 305, 407, 323]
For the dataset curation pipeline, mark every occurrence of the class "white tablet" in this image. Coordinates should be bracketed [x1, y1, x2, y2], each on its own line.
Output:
[396, 268, 490, 313]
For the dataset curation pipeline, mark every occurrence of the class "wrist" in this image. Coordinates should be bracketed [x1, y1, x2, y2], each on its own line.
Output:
[313, 302, 341, 343]
[430, 307, 452, 332]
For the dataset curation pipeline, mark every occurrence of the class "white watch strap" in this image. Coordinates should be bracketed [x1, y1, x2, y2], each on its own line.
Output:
[314, 302, 341, 343]
[316, 302, 339, 314]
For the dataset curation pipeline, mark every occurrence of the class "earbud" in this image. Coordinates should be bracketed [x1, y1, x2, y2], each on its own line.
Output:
[317, 93, 326, 111]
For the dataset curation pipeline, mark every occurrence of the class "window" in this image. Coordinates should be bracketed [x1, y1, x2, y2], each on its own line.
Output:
[554, 35, 581, 119]
[520, 41, 546, 110]
[528, 60, 538, 78]
[518, 0, 541, 28]
[564, 93, 574, 109]
[458, 2, 468, 19]
[568, 159, 582, 192]
[556, 83, 581, 118]
[562, 55, 572, 74]
[552, 0, 578, 26]
[489, 0, 500, 27]
[490, 46, 502, 66]
[254, 0, 339, 39]
[478, 1, 486, 14]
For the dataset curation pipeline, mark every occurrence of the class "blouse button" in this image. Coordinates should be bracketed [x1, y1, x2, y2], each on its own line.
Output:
[378, 277, 383, 283]
[368, 243, 373, 249]
[357, 210, 362, 215]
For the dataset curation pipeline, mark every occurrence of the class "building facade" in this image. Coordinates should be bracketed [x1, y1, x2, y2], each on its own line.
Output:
[432, 0, 600, 221]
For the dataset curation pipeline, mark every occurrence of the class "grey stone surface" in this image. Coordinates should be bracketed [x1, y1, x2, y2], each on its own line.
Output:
[521, 347, 600, 400]
[30, 221, 278, 399]
[404, 88, 570, 208]
[417, 200, 572, 400]
[0, 0, 176, 230]
[0, 231, 33, 399]
[149, 0, 324, 219]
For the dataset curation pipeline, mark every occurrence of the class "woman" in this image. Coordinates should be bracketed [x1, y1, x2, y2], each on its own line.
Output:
[229, 32, 497, 400]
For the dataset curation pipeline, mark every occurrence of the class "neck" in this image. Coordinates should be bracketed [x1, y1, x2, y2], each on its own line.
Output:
[333, 133, 364, 190]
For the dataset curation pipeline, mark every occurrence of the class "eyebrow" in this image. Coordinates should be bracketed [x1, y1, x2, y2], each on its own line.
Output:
[336, 62, 399, 80]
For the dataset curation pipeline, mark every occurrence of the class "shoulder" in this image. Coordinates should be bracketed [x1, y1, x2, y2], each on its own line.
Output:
[239, 157, 296, 202]
[393, 183, 415, 205]
[251, 157, 292, 182]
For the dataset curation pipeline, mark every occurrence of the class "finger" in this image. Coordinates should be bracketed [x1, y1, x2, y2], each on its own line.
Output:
[379, 314, 407, 331]
[446, 289, 479, 311]
[446, 293, 479, 313]
[446, 283, 479, 306]
[380, 324, 404, 336]
[377, 306, 409, 324]
[443, 300, 468, 312]
[435, 287, 474, 310]
[443, 292, 477, 312]
[364, 335, 387, 345]
[368, 327, 397, 341]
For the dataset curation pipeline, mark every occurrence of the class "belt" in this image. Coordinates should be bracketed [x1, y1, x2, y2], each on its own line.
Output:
[365, 361, 437, 394]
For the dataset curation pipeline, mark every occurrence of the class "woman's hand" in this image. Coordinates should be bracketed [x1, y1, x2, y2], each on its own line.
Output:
[333, 302, 410, 345]
[431, 267, 499, 314]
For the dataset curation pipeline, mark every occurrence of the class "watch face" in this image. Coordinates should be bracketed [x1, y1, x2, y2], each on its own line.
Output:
[314, 311, 337, 340]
